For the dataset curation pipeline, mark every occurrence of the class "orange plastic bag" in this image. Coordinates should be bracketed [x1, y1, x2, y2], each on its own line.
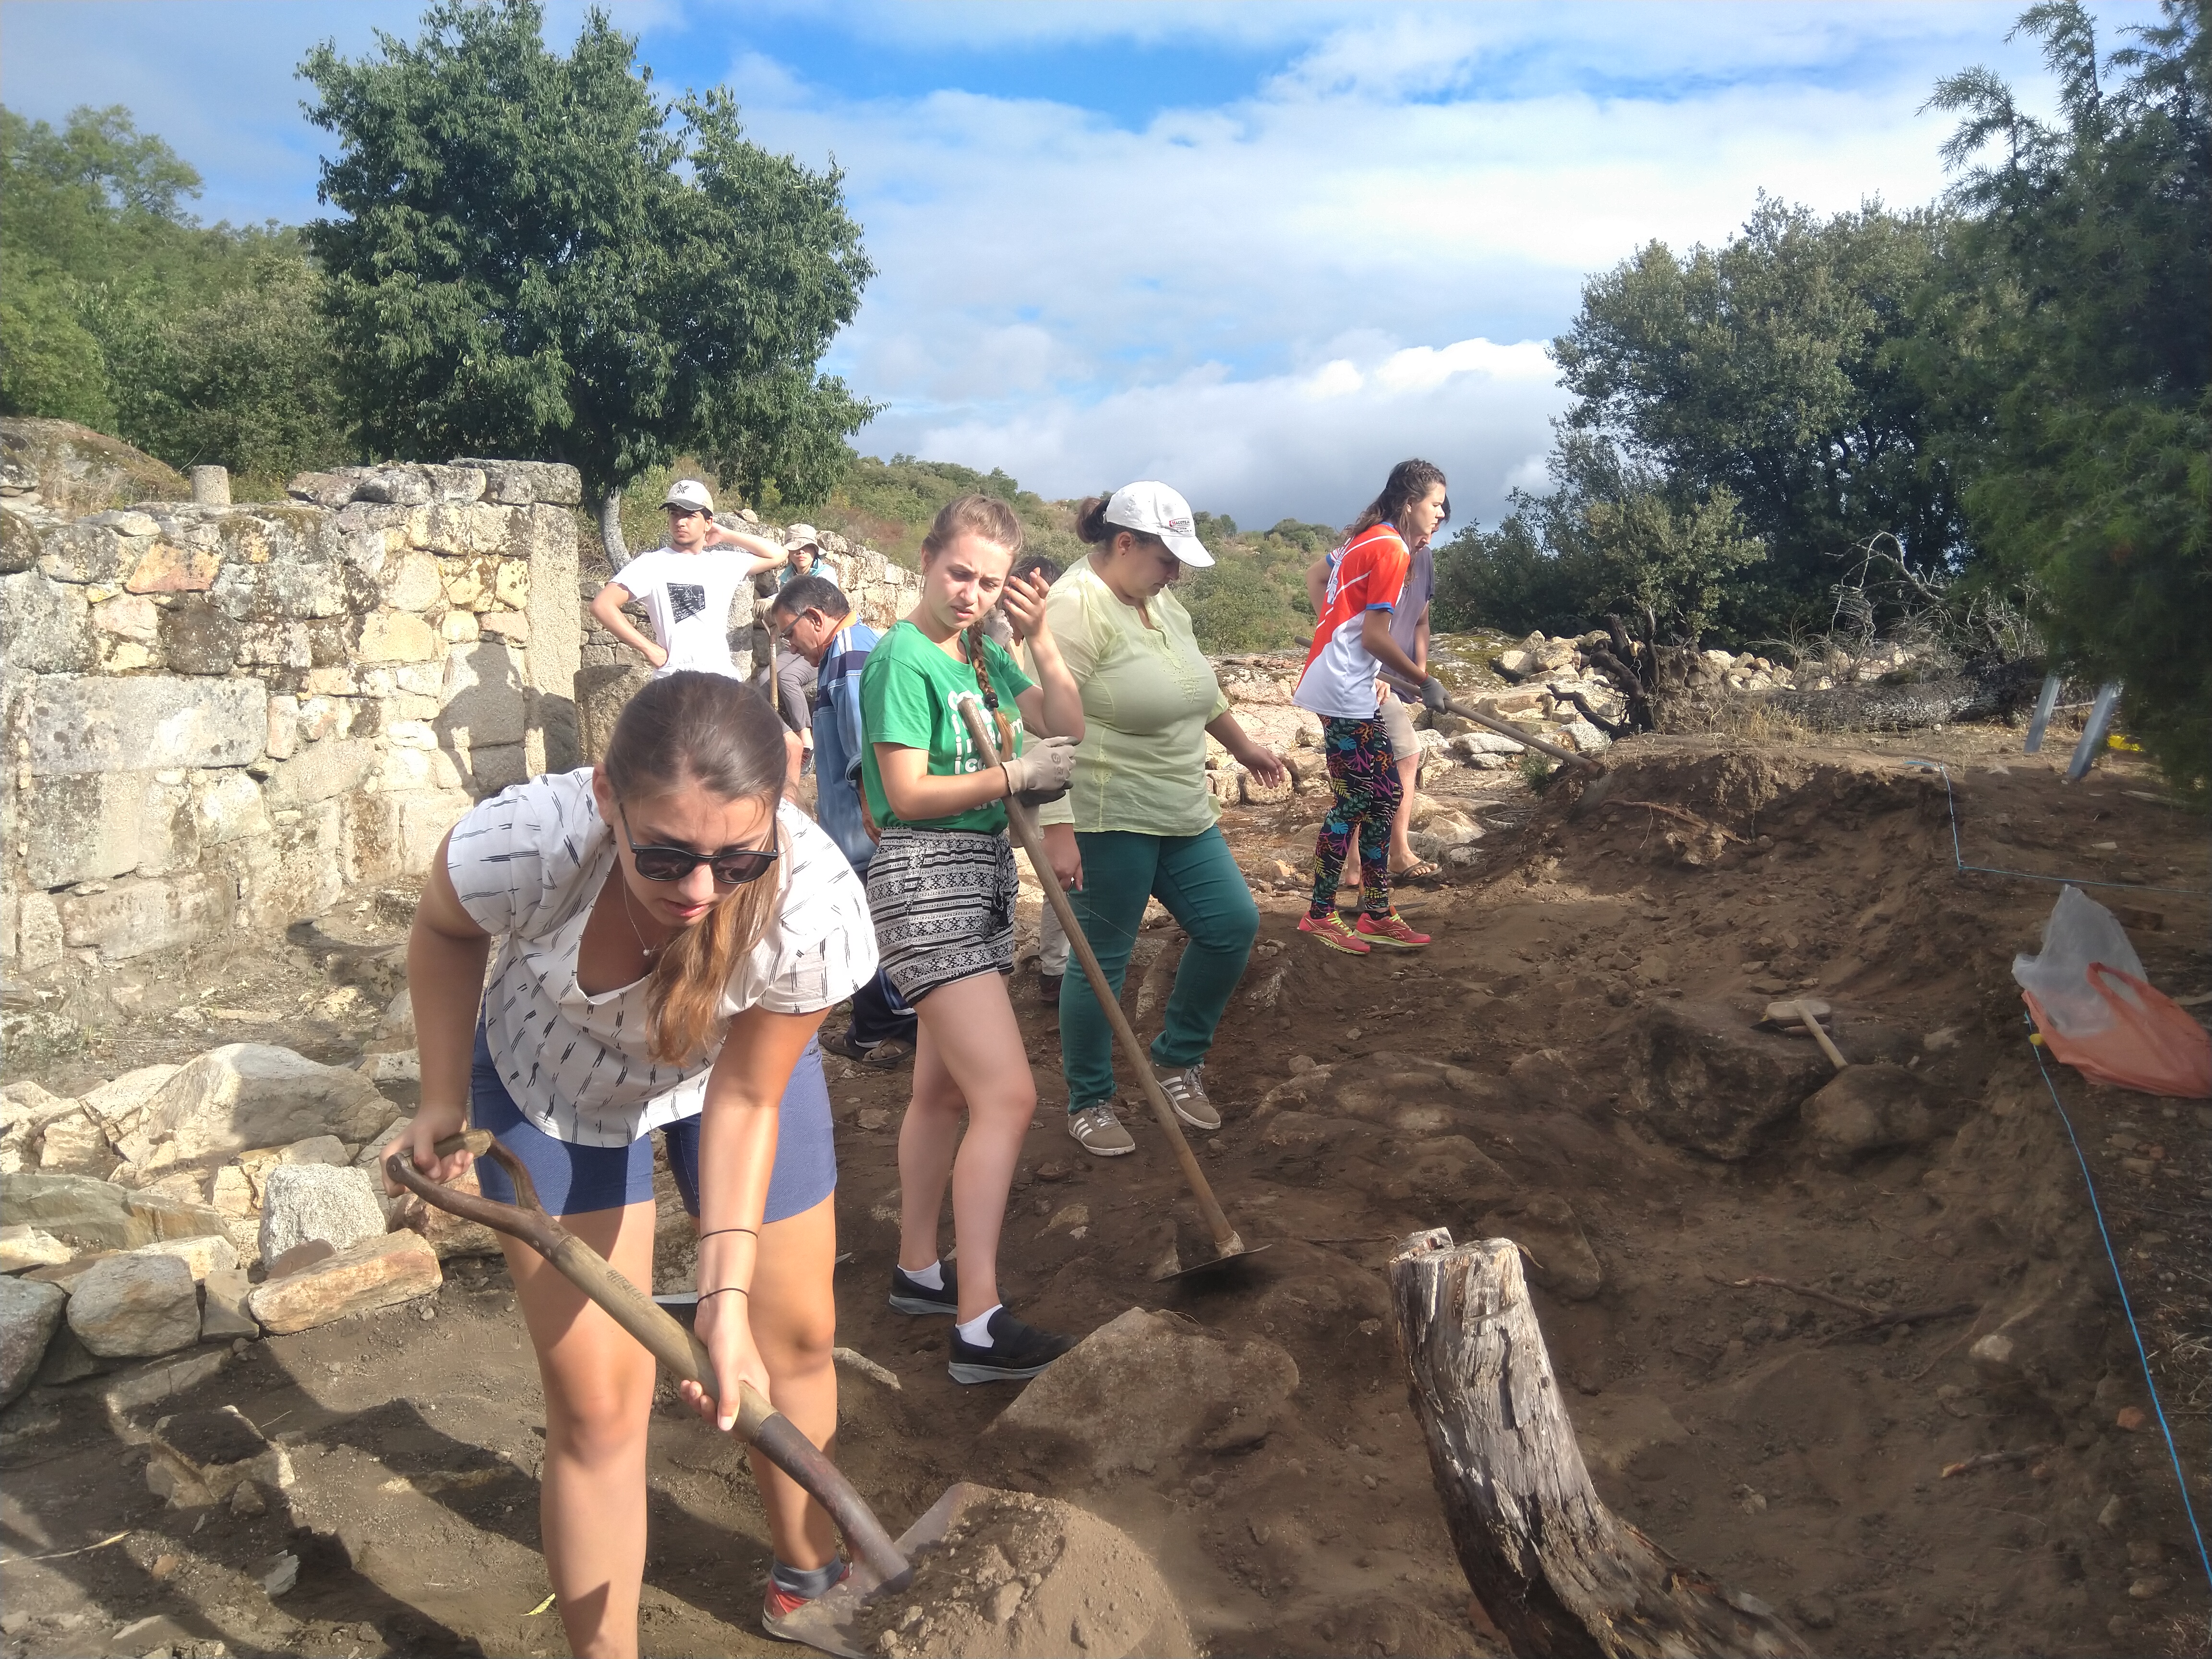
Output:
[2025, 964, 2212, 1098]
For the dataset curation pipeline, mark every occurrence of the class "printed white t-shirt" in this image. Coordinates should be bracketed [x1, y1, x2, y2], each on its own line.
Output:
[611, 546, 751, 676]
[447, 768, 878, 1146]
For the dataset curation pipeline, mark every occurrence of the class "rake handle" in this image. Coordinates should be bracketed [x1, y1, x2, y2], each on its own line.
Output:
[955, 698, 1242, 1256]
[386, 1131, 912, 1591]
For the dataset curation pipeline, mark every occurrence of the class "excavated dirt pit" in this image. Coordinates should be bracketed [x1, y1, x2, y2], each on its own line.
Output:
[2, 725, 2208, 1659]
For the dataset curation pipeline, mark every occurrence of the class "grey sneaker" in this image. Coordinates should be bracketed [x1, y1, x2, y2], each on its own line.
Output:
[1069, 1104, 1135, 1157]
[1157, 1063, 1220, 1130]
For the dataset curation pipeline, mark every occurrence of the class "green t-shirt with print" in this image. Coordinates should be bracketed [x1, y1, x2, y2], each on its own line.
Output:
[859, 620, 1034, 834]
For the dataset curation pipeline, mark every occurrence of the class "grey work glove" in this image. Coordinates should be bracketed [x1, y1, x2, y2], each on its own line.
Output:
[1419, 675, 1451, 713]
[1000, 734, 1079, 807]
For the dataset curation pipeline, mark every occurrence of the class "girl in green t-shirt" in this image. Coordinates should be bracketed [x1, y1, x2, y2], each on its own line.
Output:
[858, 493, 1084, 1383]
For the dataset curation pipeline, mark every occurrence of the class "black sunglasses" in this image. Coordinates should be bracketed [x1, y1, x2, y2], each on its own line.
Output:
[617, 802, 779, 886]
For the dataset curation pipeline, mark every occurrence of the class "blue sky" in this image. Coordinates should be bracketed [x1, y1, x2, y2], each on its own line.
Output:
[0, 1, 2142, 525]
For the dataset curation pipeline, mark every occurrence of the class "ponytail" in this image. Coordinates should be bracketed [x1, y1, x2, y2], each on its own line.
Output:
[1348, 458, 1448, 539]
[603, 672, 787, 1064]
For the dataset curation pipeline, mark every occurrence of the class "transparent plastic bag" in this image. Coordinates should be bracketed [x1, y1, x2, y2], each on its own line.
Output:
[2016, 887, 2212, 1098]
[2012, 886, 2144, 1038]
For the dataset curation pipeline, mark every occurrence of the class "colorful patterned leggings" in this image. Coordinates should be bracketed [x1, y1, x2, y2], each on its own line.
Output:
[1309, 714, 1401, 919]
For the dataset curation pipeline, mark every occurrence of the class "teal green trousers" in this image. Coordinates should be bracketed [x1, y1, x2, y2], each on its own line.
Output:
[1058, 825, 1260, 1115]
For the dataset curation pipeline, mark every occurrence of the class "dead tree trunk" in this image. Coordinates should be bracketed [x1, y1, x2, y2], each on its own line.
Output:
[1387, 1229, 1810, 1659]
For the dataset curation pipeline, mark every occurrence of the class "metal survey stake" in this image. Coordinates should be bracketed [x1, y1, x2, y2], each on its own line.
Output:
[2022, 673, 2062, 753]
[2065, 682, 2123, 781]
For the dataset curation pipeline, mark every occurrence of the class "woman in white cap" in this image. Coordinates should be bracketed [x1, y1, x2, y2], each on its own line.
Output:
[1038, 482, 1288, 1156]
[588, 479, 787, 677]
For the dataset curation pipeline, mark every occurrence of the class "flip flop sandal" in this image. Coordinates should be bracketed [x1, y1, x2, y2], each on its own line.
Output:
[1391, 859, 1444, 882]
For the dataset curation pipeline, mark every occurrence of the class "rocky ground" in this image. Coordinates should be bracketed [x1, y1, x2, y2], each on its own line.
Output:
[1, 718, 2207, 1659]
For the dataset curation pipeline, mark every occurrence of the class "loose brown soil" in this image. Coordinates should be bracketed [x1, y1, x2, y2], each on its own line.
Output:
[4, 725, 2207, 1659]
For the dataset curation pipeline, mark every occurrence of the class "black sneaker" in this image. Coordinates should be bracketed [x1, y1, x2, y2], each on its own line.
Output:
[948, 1309, 1076, 1384]
[889, 1260, 958, 1317]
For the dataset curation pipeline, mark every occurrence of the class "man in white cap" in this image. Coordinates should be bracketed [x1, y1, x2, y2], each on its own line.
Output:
[588, 480, 788, 677]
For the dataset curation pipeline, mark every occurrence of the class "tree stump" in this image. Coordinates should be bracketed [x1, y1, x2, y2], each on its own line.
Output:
[1386, 1228, 1810, 1659]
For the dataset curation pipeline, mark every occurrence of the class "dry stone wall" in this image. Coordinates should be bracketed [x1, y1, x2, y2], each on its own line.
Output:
[1, 440, 582, 974]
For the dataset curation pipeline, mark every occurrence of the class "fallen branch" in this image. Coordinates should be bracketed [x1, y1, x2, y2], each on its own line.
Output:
[1819, 1302, 1980, 1346]
[1708, 1272, 1884, 1320]
[1561, 689, 1631, 740]
[1941, 1445, 2052, 1479]
[1396, 1231, 1811, 1657]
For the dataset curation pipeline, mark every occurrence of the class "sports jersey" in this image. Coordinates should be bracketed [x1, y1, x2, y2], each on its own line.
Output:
[1293, 522, 1410, 719]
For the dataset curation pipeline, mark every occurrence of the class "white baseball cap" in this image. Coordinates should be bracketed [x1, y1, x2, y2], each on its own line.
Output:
[1105, 481, 1213, 567]
[661, 479, 714, 512]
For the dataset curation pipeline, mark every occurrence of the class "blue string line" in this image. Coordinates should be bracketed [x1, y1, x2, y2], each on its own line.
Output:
[2021, 1012, 2212, 1592]
[1904, 760, 2207, 897]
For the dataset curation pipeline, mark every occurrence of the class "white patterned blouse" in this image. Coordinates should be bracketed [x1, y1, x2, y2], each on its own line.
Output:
[446, 768, 877, 1146]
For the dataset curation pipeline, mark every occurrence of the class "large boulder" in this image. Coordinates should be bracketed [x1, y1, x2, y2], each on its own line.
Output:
[1625, 1001, 1832, 1161]
[66, 1253, 201, 1358]
[1802, 1064, 1942, 1166]
[139, 1045, 393, 1173]
[0, 417, 187, 517]
[0, 1276, 68, 1406]
[79, 1064, 182, 1133]
[257, 1165, 386, 1262]
[981, 1308, 1297, 1483]
[0, 1173, 230, 1253]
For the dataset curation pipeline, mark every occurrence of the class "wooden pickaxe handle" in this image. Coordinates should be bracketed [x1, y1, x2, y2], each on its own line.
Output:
[386, 1130, 912, 1591]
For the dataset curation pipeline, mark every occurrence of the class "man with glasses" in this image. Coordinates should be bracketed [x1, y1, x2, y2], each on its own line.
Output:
[589, 480, 787, 677]
[771, 574, 918, 1068]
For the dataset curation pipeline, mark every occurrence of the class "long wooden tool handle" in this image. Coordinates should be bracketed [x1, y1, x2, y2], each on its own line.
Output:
[956, 698, 1243, 1256]
[1791, 1001, 1849, 1071]
[1441, 695, 1600, 771]
[386, 1131, 913, 1590]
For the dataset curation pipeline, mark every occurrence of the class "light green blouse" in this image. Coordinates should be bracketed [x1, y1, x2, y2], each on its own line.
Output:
[1035, 560, 1230, 837]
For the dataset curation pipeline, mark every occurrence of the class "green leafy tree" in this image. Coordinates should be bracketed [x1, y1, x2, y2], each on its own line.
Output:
[1, 104, 349, 479]
[1924, 0, 2209, 788]
[1553, 197, 1964, 635]
[301, 0, 877, 557]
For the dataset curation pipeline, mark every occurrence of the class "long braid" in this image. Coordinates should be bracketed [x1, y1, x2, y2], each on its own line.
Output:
[965, 619, 1016, 757]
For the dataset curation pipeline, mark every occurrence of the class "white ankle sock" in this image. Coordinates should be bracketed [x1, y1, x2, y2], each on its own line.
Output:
[902, 1259, 943, 1291]
[955, 1303, 1003, 1345]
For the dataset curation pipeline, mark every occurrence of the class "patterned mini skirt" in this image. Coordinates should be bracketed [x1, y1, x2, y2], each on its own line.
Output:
[865, 826, 1017, 1003]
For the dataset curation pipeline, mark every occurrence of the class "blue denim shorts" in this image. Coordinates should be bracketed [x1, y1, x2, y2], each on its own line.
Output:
[470, 1023, 836, 1222]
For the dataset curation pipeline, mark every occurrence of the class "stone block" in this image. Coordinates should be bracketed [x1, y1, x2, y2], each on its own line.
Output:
[36, 521, 135, 585]
[258, 1164, 386, 1262]
[92, 591, 161, 641]
[79, 1065, 181, 1140]
[287, 468, 368, 508]
[374, 744, 467, 792]
[37, 1110, 113, 1176]
[66, 1252, 200, 1358]
[261, 737, 374, 805]
[355, 611, 442, 663]
[147, 1405, 292, 1506]
[1626, 1001, 1833, 1161]
[417, 502, 508, 556]
[21, 770, 145, 886]
[127, 1232, 240, 1282]
[1, 570, 93, 671]
[125, 541, 219, 594]
[575, 663, 651, 764]
[140, 1045, 393, 1175]
[480, 609, 528, 641]
[386, 1160, 504, 1260]
[0, 1226, 76, 1272]
[97, 1348, 225, 1413]
[192, 769, 270, 845]
[265, 693, 299, 758]
[11, 891, 62, 969]
[397, 792, 469, 874]
[493, 559, 530, 608]
[0, 1174, 230, 1253]
[134, 771, 199, 876]
[159, 595, 244, 674]
[199, 1268, 257, 1339]
[453, 458, 582, 506]
[442, 641, 528, 745]
[261, 558, 350, 619]
[219, 796, 344, 931]
[352, 467, 433, 506]
[21, 674, 265, 775]
[379, 550, 441, 611]
[440, 610, 480, 643]
[0, 1276, 67, 1407]
[59, 872, 230, 959]
[246, 1230, 441, 1334]
[1802, 1064, 1942, 1166]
